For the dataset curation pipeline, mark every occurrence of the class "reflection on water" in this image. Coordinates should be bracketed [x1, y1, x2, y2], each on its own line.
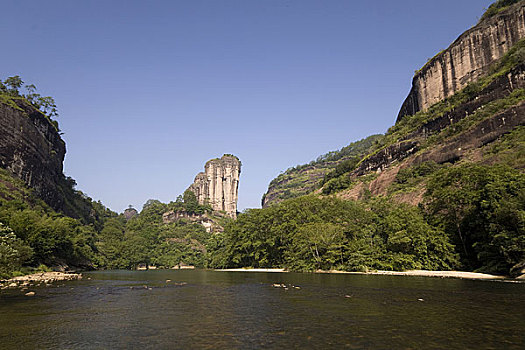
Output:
[0, 270, 524, 349]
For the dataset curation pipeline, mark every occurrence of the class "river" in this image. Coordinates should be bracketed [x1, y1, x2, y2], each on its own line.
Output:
[0, 270, 523, 349]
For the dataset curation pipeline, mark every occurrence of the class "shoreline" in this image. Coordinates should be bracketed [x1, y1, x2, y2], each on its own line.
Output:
[216, 268, 510, 280]
[0, 271, 82, 290]
[218, 268, 287, 273]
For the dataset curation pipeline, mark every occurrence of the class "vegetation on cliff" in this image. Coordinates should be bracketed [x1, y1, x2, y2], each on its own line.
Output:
[262, 134, 382, 206]
[0, 168, 115, 278]
[254, 13, 525, 276]
[0, 75, 59, 130]
[313, 37, 525, 197]
[210, 163, 524, 275]
[480, 0, 522, 22]
[263, 37, 525, 201]
[95, 192, 222, 270]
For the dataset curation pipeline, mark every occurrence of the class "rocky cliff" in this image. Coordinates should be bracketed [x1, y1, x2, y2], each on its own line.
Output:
[188, 154, 241, 218]
[162, 210, 223, 233]
[0, 98, 66, 210]
[397, 0, 525, 122]
[263, 0, 525, 208]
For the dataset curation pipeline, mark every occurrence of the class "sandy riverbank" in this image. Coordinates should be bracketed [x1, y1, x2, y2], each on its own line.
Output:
[217, 268, 287, 273]
[319, 269, 507, 280]
[216, 268, 510, 280]
[0, 272, 82, 290]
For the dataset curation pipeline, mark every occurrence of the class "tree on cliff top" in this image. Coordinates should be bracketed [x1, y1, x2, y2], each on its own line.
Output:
[0, 75, 58, 119]
[480, 0, 521, 22]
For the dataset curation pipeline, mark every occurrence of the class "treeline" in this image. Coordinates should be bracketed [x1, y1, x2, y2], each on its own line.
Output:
[208, 196, 458, 272]
[210, 163, 524, 275]
[95, 191, 217, 269]
[0, 174, 219, 278]
[1, 163, 522, 278]
[0, 169, 112, 278]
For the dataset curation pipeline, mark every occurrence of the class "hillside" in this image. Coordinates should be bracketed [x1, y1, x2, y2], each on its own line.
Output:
[0, 77, 118, 277]
[264, 0, 525, 207]
[212, 0, 525, 276]
[262, 134, 382, 207]
[325, 25, 525, 203]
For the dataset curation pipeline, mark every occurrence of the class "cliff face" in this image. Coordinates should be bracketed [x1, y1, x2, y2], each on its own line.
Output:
[162, 210, 223, 233]
[397, 1, 525, 122]
[339, 58, 525, 204]
[188, 155, 241, 218]
[0, 99, 66, 210]
[358, 62, 525, 176]
[263, 1, 525, 209]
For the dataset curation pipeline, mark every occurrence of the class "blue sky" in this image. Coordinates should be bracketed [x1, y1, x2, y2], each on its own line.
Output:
[1, 0, 494, 212]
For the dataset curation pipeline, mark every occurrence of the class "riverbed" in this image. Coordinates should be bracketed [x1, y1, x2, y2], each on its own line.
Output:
[0, 270, 523, 349]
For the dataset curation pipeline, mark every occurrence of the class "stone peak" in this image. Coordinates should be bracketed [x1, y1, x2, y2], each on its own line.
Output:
[188, 154, 241, 218]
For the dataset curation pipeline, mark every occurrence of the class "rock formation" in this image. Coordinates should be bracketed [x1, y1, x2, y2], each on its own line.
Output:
[162, 210, 223, 233]
[188, 154, 241, 218]
[123, 207, 138, 220]
[397, 1, 525, 122]
[262, 1, 525, 209]
[0, 99, 66, 210]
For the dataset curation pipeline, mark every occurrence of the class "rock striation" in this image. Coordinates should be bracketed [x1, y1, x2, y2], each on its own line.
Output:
[0, 99, 66, 210]
[397, 1, 525, 122]
[188, 155, 241, 218]
[360, 63, 525, 176]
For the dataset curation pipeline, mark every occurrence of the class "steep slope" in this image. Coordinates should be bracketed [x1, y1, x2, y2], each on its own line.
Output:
[397, 0, 525, 122]
[0, 79, 116, 275]
[332, 37, 525, 202]
[0, 87, 107, 225]
[234, 0, 525, 276]
[262, 134, 382, 207]
[0, 98, 65, 209]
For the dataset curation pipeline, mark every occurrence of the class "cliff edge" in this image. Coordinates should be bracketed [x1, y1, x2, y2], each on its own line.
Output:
[397, 0, 525, 122]
[0, 98, 66, 210]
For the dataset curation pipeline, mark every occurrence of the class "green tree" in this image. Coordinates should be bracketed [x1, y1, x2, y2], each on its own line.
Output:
[425, 164, 525, 274]
[0, 223, 33, 278]
[3, 76, 23, 95]
[183, 190, 199, 214]
[287, 223, 346, 270]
